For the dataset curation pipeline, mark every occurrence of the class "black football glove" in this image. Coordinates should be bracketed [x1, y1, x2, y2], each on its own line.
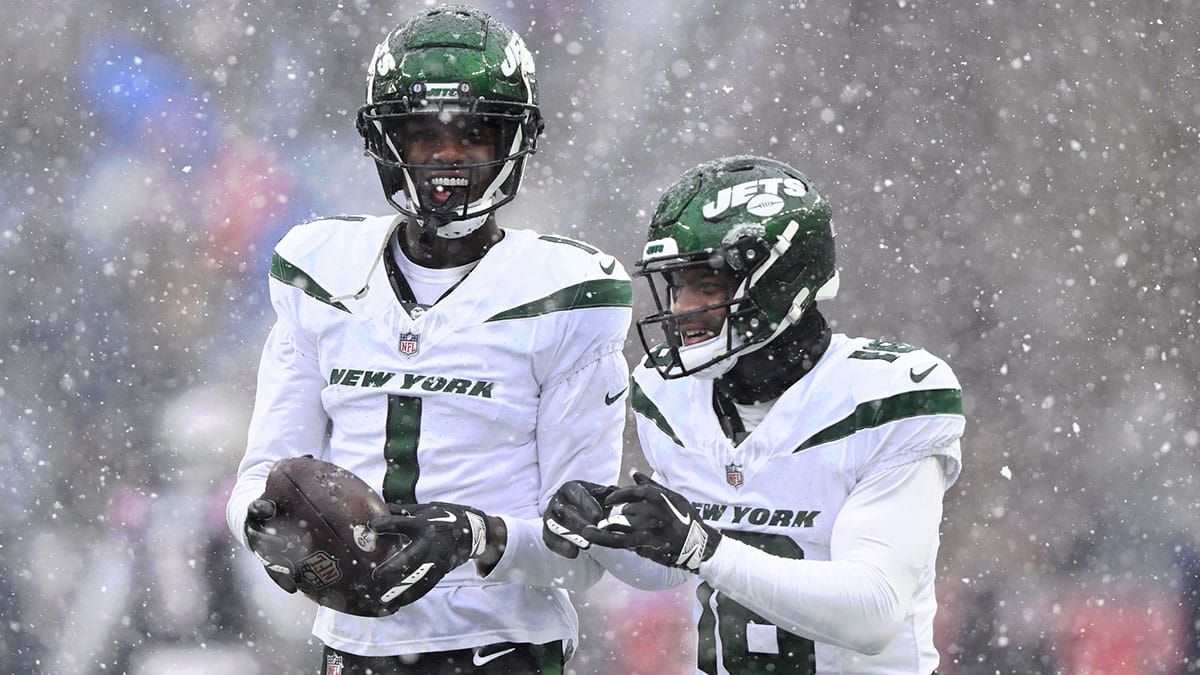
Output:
[542, 480, 619, 558]
[585, 472, 722, 572]
[244, 498, 301, 593]
[368, 502, 489, 610]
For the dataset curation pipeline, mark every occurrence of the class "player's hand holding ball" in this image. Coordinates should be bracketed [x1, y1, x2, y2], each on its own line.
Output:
[586, 472, 722, 572]
[244, 456, 404, 616]
[244, 497, 303, 593]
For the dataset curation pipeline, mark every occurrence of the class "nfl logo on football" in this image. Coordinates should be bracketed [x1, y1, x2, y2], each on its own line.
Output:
[398, 332, 420, 356]
[299, 551, 342, 589]
[725, 463, 744, 488]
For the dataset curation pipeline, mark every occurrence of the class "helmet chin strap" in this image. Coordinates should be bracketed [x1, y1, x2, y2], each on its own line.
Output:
[432, 212, 489, 238]
[417, 213, 445, 249]
[399, 182, 495, 244]
[411, 211, 489, 248]
[678, 326, 744, 380]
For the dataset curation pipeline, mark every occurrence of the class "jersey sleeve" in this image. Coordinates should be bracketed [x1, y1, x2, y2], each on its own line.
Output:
[483, 279, 632, 591]
[846, 347, 965, 487]
[224, 280, 330, 549]
[697, 454, 950, 655]
[585, 545, 693, 591]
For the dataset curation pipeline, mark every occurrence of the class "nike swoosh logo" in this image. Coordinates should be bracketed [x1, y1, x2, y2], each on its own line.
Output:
[599, 257, 616, 275]
[661, 494, 692, 526]
[604, 387, 628, 405]
[472, 647, 517, 667]
[910, 364, 938, 382]
[427, 510, 457, 523]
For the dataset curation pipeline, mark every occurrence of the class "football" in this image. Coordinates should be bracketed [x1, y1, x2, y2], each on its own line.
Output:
[260, 456, 399, 617]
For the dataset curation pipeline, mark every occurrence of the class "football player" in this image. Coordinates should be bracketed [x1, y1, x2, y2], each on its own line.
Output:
[544, 156, 965, 674]
[225, 5, 631, 673]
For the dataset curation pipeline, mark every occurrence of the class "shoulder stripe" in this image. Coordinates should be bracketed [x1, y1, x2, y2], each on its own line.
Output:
[793, 388, 963, 453]
[539, 234, 600, 255]
[270, 252, 350, 313]
[485, 278, 632, 322]
[631, 379, 684, 446]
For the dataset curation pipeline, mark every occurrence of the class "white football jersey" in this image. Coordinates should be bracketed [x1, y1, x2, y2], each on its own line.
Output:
[632, 334, 964, 674]
[227, 214, 632, 656]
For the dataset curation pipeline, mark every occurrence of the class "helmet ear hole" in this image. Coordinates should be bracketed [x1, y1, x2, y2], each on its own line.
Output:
[723, 236, 770, 274]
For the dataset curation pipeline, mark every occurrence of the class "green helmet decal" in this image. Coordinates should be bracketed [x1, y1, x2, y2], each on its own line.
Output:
[356, 5, 544, 224]
[635, 155, 839, 379]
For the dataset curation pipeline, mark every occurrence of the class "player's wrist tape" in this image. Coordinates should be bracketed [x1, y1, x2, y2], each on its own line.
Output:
[678, 520, 711, 571]
[466, 510, 488, 559]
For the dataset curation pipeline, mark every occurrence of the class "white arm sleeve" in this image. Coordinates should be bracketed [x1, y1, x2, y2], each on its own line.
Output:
[585, 545, 692, 591]
[698, 454, 948, 655]
[224, 321, 330, 549]
[482, 346, 627, 592]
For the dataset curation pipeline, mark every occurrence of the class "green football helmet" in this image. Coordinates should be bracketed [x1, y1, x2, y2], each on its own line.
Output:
[356, 5, 544, 236]
[635, 155, 839, 379]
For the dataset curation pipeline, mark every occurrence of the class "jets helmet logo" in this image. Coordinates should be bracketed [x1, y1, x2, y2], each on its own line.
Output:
[702, 177, 809, 220]
[501, 33, 535, 77]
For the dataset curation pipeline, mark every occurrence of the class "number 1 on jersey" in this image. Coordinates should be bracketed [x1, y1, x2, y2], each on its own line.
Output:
[383, 395, 421, 503]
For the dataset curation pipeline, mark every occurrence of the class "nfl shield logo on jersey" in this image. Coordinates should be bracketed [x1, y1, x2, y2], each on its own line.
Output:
[398, 332, 420, 356]
[325, 653, 344, 675]
[725, 463, 744, 488]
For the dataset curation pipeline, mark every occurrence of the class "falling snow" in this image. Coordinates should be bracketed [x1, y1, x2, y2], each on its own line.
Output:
[2, 2, 1199, 674]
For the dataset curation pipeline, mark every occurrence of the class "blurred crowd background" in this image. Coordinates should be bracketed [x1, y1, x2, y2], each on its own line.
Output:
[2, 1, 1198, 673]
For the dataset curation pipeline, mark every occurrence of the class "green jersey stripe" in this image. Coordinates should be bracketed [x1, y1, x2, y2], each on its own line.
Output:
[270, 252, 350, 313]
[794, 388, 963, 453]
[631, 379, 684, 446]
[538, 234, 600, 254]
[485, 278, 632, 322]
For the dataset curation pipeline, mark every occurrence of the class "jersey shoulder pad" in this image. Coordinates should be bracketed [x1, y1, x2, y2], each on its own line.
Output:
[794, 335, 964, 463]
[529, 231, 631, 282]
[814, 336, 963, 426]
[479, 229, 632, 323]
[271, 214, 395, 305]
[832, 335, 961, 394]
[638, 343, 673, 372]
[274, 214, 382, 262]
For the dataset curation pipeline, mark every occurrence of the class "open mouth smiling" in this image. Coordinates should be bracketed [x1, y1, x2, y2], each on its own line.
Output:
[680, 327, 717, 346]
[429, 175, 468, 205]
